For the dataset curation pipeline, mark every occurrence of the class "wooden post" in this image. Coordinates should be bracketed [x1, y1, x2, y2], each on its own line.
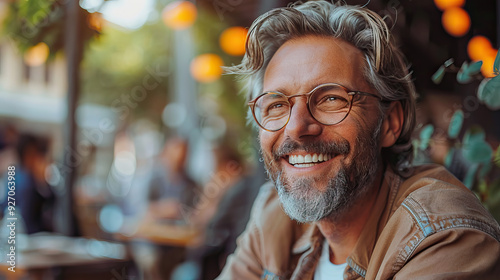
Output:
[59, 0, 83, 236]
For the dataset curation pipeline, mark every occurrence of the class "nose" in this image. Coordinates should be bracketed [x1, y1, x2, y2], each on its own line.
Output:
[284, 97, 322, 140]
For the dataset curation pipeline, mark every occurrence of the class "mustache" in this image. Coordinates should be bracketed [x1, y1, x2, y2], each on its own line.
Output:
[273, 137, 350, 160]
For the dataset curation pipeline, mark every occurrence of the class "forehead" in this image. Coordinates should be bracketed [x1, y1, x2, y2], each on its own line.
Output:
[262, 35, 368, 93]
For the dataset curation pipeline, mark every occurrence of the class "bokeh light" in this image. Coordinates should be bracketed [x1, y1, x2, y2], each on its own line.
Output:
[481, 51, 497, 78]
[162, 1, 197, 30]
[434, 0, 465, 11]
[24, 42, 49, 67]
[162, 102, 187, 128]
[442, 7, 470, 37]
[113, 151, 136, 176]
[219, 26, 247, 56]
[190, 54, 224, 83]
[466, 36, 498, 77]
[468, 35, 493, 61]
[98, 204, 124, 233]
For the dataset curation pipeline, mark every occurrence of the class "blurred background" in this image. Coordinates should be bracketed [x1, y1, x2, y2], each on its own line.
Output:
[0, 0, 499, 279]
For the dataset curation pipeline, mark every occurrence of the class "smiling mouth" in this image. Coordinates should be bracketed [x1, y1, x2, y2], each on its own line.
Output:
[287, 153, 335, 168]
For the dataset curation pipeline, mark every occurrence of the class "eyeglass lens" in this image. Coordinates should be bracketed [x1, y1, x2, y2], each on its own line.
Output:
[253, 84, 351, 131]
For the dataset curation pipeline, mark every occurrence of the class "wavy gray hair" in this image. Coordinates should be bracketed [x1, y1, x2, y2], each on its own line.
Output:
[225, 0, 417, 172]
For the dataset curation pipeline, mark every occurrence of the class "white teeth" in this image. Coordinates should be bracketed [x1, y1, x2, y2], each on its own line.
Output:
[295, 163, 315, 168]
[304, 154, 312, 163]
[297, 155, 304, 164]
[288, 153, 334, 165]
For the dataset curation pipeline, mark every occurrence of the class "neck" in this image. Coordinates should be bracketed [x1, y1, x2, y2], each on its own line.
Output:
[317, 165, 384, 264]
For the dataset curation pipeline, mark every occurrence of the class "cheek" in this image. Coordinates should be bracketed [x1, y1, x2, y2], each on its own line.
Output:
[332, 119, 368, 161]
[259, 130, 277, 154]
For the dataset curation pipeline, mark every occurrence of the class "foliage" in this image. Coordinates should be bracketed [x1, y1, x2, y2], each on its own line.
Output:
[419, 50, 500, 222]
[80, 20, 171, 119]
[1, 0, 98, 56]
[191, 9, 253, 146]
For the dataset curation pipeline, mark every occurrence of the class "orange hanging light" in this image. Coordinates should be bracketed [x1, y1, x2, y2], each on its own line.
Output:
[441, 7, 470, 37]
[481, 50, 497, 78]
[219, 26, 248, 56]
[24, 42, 49, 67]
[467, 36, 493, 61]
[162, 1, 197, 30]
[434, 0, 465, 11]
[190, 54, 224, 83]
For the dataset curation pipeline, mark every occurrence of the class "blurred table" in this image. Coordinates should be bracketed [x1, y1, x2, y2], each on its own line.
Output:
[113, 219, 204, 279]
[116, 219, 203, 247]
[0, 234, 132, 280]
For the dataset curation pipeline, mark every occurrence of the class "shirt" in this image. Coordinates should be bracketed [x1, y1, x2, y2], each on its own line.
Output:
[314, 240, 347, 280]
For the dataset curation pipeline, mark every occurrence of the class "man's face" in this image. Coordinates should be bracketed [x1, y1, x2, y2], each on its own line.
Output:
[260, 35, 384, 222]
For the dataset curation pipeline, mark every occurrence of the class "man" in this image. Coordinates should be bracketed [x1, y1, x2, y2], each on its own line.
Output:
[1, 134, 55, 234]
[217, 1, 500, 279]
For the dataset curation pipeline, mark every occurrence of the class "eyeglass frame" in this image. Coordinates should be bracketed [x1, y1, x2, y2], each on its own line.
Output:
[248, 83, 384, 132]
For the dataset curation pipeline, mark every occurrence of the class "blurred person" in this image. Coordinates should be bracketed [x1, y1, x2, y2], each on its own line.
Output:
[128, 136, 199, 280]
[146, 136, 198, 221]
[0, 125, 18, 204]
[217, 1, 500, 279]
[0, 134, 55, 234]
[173, 142, 262, 280]
[0, 125, 19, 174]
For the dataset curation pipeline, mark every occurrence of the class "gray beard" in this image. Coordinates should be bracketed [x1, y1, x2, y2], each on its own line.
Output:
[273, 157, 378, 223]
[264, 119, 382, 223]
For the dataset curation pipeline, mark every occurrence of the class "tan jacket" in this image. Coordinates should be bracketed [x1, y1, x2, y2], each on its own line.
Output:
[217, 165, 500, 279]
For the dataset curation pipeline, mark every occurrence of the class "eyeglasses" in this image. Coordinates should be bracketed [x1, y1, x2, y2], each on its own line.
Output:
[248, 83, 382, 132]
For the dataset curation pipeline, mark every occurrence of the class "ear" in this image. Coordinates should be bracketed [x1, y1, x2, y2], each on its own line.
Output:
[380, 101, 404, 148]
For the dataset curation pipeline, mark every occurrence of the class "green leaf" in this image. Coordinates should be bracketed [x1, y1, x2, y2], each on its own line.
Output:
[479, 161, 492, 179]
[463, 163, 478, 189]
[412, 139, 420, 159]
[462, 126, 493, 163]
[432, 66, 446, 84]
[457, 61, 483, 84]
[419, 124, 434, 150]
[444, 58, 455, 68]
[477, 78, 490, 102]
[467, 60, 483, 76]
[494, 144, 500, 168]
[444, 147, 455, 168]
[486, 178, 500, 223]
[488, 178, 500, 205]
[463, 142, 493, 163]
[480, 74, 500, 110]
[463, 126, 485, 147]
[494, 48, 500, 75]
[447, 110, 464, 138]
[457, 62, 473, 84]
[478, 179, 488, 194]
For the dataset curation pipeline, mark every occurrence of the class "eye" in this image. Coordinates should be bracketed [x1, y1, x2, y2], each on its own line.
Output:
[325, 95, 338, 102]
[319, 94, 345, 104]
[266, 101, 289, 115]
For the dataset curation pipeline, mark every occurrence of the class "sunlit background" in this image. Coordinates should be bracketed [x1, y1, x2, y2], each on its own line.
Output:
[0, 0, 499, 279]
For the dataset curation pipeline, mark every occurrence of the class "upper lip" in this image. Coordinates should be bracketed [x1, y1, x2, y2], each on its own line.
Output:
[287, 153, 333, 165]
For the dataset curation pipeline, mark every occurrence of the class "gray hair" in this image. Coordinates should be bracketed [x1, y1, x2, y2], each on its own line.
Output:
[225, 0, 417, 172]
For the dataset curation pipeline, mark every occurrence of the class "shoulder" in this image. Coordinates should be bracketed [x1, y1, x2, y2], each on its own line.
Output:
[393, 164, 500, 241]
[217, 181, 308, 279]
[379, 164, 500, 276]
